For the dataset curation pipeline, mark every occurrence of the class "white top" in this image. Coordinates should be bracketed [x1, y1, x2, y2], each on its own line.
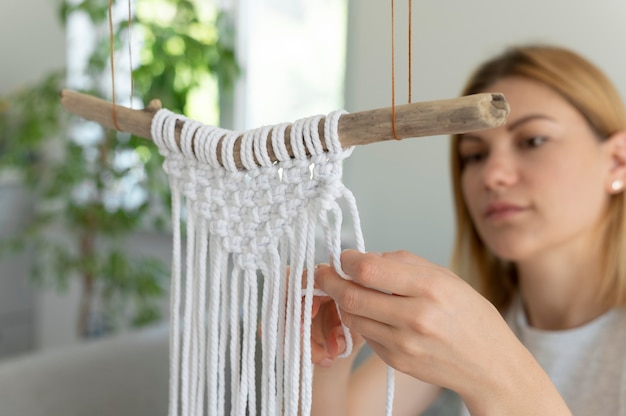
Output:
[459, 297, 626, 415]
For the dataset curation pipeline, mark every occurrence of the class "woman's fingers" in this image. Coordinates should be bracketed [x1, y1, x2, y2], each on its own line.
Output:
[311, 323, 349, 367]
[325, 322, 347, 356]
[310, 291, 351, 364]
[338, 249, 460, 298]
[314, 263, 407, 341]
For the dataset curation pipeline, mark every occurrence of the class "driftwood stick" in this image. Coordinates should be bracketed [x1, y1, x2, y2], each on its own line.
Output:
[60, 89, 509, 167]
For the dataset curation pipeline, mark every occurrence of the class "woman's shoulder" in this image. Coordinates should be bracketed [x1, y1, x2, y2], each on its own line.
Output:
[503, 296, 626, 356]
[601, 307, 626, 349]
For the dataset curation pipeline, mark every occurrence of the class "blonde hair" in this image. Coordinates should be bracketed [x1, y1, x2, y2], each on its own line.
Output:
[450, 45, 626, 311]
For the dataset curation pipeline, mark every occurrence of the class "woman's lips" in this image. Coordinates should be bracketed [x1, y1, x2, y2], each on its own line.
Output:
[484, 202, 527, 221]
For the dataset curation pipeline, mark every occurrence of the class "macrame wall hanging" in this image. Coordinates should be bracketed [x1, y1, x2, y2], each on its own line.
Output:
[60, 2, 509, 415]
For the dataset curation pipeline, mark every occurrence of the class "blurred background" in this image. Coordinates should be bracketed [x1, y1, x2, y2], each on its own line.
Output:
[1, 0, 626, 414]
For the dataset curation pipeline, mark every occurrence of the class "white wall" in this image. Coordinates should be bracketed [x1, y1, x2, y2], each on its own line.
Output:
[343, 0, 626, 266]
[0, 0, 66, 353]
[0, 1, 65, 94]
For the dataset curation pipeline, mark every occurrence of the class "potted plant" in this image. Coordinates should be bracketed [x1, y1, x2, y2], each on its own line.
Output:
[0, 0, 239, 338]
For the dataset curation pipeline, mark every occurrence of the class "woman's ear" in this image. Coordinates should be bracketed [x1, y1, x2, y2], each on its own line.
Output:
[606, 131, 626, 194]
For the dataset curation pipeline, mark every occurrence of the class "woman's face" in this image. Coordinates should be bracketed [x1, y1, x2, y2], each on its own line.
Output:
[459, 76, 613, 263]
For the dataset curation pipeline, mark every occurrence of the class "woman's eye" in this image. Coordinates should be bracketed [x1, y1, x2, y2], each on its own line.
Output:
[521, 136, 548, 148]
[460, 152, 487, 165]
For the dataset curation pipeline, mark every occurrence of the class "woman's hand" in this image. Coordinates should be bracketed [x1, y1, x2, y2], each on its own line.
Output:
[309, 279, 364, 367]
[314, 250, 571, 415]
[313, 249, 502, 389]
[275, 267, 362, 369]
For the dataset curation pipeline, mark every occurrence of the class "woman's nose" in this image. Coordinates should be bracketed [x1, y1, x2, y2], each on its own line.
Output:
[481, 151, 518, 191]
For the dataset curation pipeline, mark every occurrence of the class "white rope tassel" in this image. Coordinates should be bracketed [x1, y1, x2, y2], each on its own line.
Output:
[151, 107, 395, 416]
[152, 108, 185, 416]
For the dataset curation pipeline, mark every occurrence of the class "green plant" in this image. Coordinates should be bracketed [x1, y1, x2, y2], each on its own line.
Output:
[0, 0, 238, 337]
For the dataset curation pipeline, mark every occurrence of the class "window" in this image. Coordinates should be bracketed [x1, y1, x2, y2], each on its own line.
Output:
[234, 0, 348, 130]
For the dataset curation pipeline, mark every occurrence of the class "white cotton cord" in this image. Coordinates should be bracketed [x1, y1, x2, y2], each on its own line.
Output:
[248, 140, 277, 416]
[316, 111, 359, 361]
[191, 124, 211, 165]
[205, 234, 222, 416]
[152, 108, 184, 155]
[294, 115, 323, 416]
[313, 134, 355, 357]
[151, 108, 184, 416]
[300, 204, 318, 416]
[283, 224, 303, 416]
[318, 201, 354, 359]
[205, 126, 228, 169]
[318, 109, 355, 280]
[271, 123, 291, 162]
[180, 118, 201, 159]
[167, 183, 182, 416]
[240, 128, 257, 170]
[341, 186, 366, 252]
[274, 238, 289, 415]
[180, 205, 196, 416]
[259, 261, 272, 416]
[180, 119, 204, 416]
[323, 110, 349, 154]
[164, 111, 184, 153]
[193, 221, 209, 416]
[311, 288, 327, 297]
[326, 112, 396, 410]
[245, 269, 259, 416]
[229, 264, 242, 415]
[182, 147, 200, 416]
[324, 109, 396, 415]
[302, 114, 325, 156]
[150, 109, 169, 153]
[321, 201, 346, 278]
[221, 130, 240, 172]
[284, 188, 315, 416]
[386, 366, 395, 416]
[153, 108, 373, 416]
[260, 249, 281, 416]
[192, 123, 227, 416]
[290, 117, 308, 160]
[215, 240, 229, 416]
[238, 267, 252, 415]
[254, 125, 274, 167]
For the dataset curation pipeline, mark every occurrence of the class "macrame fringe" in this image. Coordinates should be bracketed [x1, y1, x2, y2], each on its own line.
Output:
[152, 109, 395, 416]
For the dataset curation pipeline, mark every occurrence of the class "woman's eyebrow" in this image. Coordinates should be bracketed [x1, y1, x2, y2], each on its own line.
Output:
[506, 114, 556, 131]
[459, 114, 557, 144]
[459, 134, 483, 144]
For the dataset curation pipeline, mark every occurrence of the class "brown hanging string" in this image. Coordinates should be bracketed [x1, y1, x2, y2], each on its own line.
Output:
[408, 0, 412, 104]
[391, 0, 413, 140]
[108, 0, 134, 131]
[127, 0, 134, 105]
[108, 0, 121, 130]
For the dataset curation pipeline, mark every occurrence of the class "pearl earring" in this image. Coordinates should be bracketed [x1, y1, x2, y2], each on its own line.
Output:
[611, 179, 624, 192]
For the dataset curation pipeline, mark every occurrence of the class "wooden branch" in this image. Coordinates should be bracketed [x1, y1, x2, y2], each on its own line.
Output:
[60, 89, 509, 167]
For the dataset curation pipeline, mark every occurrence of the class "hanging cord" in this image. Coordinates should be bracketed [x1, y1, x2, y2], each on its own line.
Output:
[127, 0, 134, 103]
[388, 1, 415, 411]
[108, 0, 134, 130]
[391, 0, 413, 140]
[391, 0, 397, 139]
[408, 0, 412, 104]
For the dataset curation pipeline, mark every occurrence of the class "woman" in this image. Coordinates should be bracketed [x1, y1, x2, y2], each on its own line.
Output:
[310, 45, 626, 415]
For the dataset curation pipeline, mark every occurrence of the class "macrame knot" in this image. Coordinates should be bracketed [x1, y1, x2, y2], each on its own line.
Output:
[151, 107, 377, 416]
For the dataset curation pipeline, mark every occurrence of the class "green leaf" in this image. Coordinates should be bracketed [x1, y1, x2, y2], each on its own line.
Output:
[0, 0, 239, 337]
